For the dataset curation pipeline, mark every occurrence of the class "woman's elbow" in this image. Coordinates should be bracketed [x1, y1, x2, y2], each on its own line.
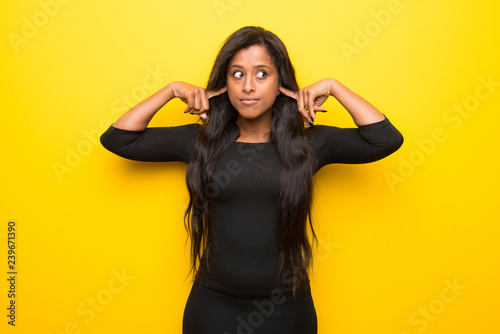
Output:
[99, 132, 115, 153]
[392, 131, 404, 152]
[382, 131, 404, 157]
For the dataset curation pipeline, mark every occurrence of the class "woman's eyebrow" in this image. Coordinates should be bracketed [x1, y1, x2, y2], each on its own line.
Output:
[229, 64, 272, 70]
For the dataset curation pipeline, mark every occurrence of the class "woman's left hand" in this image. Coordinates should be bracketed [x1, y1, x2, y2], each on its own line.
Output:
[279, 78, 333, 124]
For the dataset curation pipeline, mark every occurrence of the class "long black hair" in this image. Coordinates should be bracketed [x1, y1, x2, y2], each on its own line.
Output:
[184, 26, 316, 295]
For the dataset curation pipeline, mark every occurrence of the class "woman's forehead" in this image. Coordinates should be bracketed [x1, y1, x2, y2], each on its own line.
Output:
[228, 45, 275, 68]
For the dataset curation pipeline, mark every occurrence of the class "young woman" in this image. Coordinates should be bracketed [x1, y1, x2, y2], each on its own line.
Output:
[100, 26, 403, 334]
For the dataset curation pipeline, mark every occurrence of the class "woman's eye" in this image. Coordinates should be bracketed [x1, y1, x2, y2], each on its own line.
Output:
[233, 71, 243, 78]
[256, 71, 267, 79]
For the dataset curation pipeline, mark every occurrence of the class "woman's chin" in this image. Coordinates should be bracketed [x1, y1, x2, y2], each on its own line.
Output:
[235, 109, 272, 122]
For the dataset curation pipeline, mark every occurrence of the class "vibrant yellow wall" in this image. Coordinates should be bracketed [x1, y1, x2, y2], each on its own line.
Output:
[1, 0, 499, 333]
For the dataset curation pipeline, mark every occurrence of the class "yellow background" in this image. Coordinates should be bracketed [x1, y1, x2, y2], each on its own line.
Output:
[1, 0, 499, 333]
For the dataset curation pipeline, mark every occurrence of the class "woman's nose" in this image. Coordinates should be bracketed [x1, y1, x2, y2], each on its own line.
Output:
[242, 76, 255, 93]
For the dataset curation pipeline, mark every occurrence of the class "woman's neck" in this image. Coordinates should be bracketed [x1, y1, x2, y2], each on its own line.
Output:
[235, 114, 272, 143]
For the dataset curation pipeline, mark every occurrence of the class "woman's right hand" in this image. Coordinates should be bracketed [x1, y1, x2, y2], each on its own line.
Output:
[168, 81, 227, 119]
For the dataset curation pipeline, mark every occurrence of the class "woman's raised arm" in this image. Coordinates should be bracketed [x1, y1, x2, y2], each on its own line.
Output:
[280, 78, 403, 168]
[99, 82, 226, 162]
[279, 78, 385, 126]
[112, 82, 227, 131]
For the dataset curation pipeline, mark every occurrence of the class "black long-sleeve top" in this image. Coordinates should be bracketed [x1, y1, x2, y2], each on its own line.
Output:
[100, 117, 403, 297]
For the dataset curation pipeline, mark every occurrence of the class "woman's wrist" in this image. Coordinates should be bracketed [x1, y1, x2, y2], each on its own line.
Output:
[328, 78, 341, 98]
[162, 82, 176, 103]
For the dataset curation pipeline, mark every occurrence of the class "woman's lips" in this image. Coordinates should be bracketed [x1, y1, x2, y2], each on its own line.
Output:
[240, 98, 260, 105]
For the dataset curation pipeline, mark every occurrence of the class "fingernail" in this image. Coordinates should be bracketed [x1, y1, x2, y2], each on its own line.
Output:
[317, 109, 328, 113]
[308, 122, 314, 128]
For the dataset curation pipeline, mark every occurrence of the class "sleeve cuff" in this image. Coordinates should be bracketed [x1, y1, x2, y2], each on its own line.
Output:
[357, 115, 391, 132]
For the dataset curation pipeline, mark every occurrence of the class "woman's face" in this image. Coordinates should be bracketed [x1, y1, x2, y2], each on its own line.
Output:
[226, 45, 280, 121]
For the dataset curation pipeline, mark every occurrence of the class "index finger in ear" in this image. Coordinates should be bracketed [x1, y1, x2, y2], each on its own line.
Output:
[279, 86, 298, 100]
[206, 86, 227, 99]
